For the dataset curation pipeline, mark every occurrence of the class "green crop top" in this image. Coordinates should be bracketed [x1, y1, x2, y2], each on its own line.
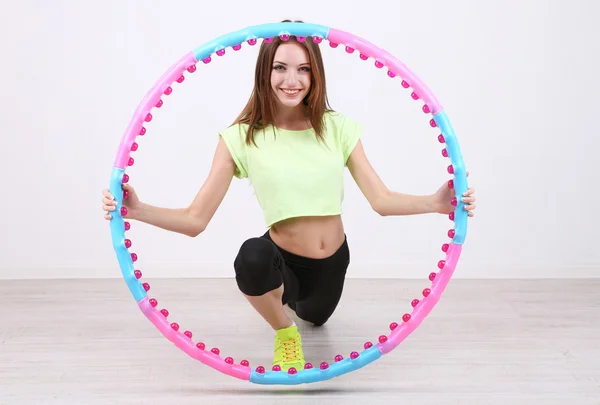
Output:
[218, 111, 363, 227]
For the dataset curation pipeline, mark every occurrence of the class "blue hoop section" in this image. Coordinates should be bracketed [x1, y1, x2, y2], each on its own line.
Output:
[192, 22, 330, 61]
[432, 111, 468, 245]
[250, 346, 382, 385]
[109, 167, 147, 301]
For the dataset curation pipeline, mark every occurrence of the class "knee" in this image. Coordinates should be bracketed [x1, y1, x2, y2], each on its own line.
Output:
[294, 308, 330, 327]
[234, 238, 280, 295]
[235, 238, 275, 275]
[306, 316, 329, 327]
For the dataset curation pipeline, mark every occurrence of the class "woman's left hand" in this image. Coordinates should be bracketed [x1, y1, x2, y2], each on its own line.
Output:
[433, 173, 477, 217]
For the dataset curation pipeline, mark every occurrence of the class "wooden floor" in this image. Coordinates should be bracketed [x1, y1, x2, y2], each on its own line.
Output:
[1, 278, 598, 404]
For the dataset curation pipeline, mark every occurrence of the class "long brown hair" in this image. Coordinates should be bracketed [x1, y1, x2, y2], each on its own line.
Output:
[232, 20, 332, 146]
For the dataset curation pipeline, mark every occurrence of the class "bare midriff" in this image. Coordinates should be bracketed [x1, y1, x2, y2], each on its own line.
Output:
[269, 215, 346, 259]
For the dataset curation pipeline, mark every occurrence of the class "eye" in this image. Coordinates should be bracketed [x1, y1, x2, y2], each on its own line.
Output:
[300, 66, 311, 72]
[273, 65, 285, 70]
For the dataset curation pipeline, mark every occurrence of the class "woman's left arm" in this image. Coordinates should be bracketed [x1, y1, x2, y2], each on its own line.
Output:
[346, 140, 476, 217]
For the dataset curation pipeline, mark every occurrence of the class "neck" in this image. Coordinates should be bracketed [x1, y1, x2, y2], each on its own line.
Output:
[273, 105, 309, 130]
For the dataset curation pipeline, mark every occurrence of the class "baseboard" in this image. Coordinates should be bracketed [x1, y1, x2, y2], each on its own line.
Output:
[1, 263, 598, 279]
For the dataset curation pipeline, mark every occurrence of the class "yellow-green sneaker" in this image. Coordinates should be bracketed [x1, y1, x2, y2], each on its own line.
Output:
[273, 324, 305, 372]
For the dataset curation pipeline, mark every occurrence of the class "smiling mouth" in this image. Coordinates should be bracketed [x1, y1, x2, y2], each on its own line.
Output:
[280, 88, 301, 96]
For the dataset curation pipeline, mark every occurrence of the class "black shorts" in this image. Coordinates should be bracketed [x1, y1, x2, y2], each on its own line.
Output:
[233, 230, 350, 326]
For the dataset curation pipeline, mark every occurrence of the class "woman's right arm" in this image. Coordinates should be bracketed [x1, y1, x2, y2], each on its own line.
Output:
[107, 137, 236, 237]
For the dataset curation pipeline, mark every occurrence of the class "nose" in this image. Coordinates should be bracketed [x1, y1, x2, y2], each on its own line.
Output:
[283, 70, 301, 86]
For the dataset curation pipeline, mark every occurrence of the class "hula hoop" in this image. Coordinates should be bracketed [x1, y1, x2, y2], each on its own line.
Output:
[109, 22, 468, 385]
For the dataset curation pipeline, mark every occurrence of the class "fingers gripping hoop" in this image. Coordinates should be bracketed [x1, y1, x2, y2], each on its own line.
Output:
[109, 22, 469, 385]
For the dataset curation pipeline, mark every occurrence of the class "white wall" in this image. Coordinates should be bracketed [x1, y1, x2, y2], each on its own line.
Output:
[1, 0, 598, 279]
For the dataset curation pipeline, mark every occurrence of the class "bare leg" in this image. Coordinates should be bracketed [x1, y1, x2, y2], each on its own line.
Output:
[243, 284, 293, 330]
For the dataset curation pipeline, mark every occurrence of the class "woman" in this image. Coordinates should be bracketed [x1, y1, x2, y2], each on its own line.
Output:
[101, 21, 477, 372]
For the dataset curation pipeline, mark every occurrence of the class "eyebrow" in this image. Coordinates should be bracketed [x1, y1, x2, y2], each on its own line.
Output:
[273, 61, 310, 66]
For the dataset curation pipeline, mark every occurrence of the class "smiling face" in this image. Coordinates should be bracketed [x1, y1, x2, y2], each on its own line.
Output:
[233, 29, 332, 146]
[270, 43, 312, 110]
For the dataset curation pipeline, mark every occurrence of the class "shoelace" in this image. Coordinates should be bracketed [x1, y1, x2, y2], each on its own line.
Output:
[282, 338, 299, 362]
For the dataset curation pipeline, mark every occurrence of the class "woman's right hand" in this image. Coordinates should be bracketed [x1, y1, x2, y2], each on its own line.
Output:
[102, 184, 140, 220]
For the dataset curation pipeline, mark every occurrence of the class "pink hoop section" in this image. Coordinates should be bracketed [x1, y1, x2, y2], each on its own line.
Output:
[138, 296, 252, 381]
[327, 29, 443, 115]
[113, 52, 199, 169]
[377, 243, 462, 354]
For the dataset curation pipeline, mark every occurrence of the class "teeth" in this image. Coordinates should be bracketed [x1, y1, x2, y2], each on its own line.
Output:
[282, 89, 300, 95]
